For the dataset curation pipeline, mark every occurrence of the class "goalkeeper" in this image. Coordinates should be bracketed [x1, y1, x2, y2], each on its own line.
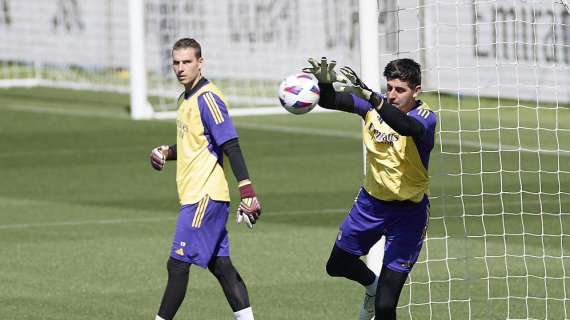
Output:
[304, 57, 436, 320]
[150, 38, 261, 320]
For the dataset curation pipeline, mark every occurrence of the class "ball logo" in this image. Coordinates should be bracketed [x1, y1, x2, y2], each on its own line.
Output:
[284, 86, 302, 95]
[278, 73, 320, 115]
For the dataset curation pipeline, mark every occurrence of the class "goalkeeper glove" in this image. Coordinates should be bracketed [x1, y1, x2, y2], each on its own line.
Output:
[338, 66, 386, 111]
[236, 180, 261, 229]
[302, 57, 338, 84]
[150, 145, 170, 171]
[338, 66, 374, 99]
[334, 82, 376, 101]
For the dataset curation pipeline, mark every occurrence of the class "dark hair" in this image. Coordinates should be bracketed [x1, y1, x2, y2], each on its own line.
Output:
[383, 58, 421, 88]
[172, 38, 202, 58]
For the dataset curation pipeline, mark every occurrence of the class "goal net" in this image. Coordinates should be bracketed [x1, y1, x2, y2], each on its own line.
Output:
[379, 1, 570, 319]
[1, 1, 569, 318]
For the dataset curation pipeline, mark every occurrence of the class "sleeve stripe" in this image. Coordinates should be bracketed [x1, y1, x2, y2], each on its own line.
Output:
[207, 93, 223, 123]
[417, 109, 430, 119]
[204, 92, 225, 124]
[204, 93, 221, 124]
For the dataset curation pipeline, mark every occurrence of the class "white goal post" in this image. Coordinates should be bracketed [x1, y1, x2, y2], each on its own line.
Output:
[128, 0, 153, 119]
[359, 0, 385, 277]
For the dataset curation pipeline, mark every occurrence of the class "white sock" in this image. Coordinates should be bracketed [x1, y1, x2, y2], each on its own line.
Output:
[234, 306, 254, 320]
[155, 316, 165, 320]
[365, 275, 379, 296]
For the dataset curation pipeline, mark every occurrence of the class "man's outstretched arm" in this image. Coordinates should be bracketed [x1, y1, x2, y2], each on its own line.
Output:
[221, 138, 261, 229]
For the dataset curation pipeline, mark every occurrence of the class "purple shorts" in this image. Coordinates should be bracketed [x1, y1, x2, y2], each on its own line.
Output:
[169, 196, 230, 268]
[336, 188, 429, 273]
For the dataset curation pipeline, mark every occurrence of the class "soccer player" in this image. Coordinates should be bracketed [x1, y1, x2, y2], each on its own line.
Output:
[304, 57, 436, 320]
[150, 38, 261, 320]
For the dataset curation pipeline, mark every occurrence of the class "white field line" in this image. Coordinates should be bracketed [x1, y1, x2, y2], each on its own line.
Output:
[153, 106, 335, 119]
[0, 216, 177, 229]
[234, 121, 362, 140]
[2, 192, 565, 230]
[0, 145, 149, 158]
[0, 208, 348, 230]
[2, 104, 130, 119]
[1, 103, 327, 119]
[2, 103, 568, 155]
[236, 122, 569, 156]
[2, 195, 564, 230]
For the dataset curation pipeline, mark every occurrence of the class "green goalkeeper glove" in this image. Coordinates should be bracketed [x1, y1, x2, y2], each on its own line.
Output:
[303, 57, 338, 84]
[338, 66, 385, 109]
[334, 82, 376, 101]
[338, 66, 374, 99]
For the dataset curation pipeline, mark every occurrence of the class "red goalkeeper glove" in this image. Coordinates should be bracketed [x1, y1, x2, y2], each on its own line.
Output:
[236, 180, 261, 229]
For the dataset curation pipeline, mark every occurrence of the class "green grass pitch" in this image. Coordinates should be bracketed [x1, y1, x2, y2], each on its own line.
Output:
[1, 87, 569, 319]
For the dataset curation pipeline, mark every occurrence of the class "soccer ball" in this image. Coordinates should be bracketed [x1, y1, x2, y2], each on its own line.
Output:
[278, 73, 320, 115]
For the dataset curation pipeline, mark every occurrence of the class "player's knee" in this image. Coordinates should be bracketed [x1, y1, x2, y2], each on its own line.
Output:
[167, 257, 189, 277]
[326, 256, 345, 277]
[208, 256, 236, 278]
[326, 245, 358, 277]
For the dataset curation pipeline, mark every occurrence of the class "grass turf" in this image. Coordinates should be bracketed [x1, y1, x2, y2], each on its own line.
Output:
[0, 87, 569, 319]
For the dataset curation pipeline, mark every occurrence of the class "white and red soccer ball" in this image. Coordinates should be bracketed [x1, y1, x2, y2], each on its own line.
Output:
[278, 73, 320, 115]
